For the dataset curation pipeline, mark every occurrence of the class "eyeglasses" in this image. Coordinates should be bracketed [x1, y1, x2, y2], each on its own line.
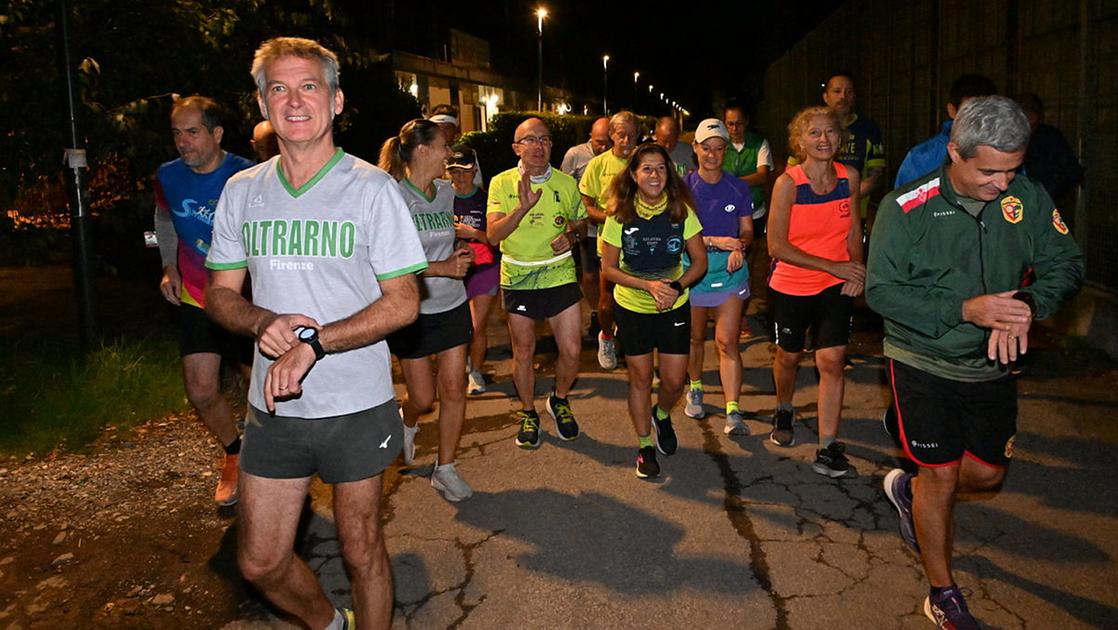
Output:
[514, 135, 553, 147]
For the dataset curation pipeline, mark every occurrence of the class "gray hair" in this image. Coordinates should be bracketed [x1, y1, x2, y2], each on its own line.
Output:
[950, 95, 1030, 158]
[251, 37, 340, 99]
[609, 110, 638, 133]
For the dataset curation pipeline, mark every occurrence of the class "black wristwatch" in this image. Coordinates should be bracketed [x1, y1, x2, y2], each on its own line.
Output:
[669, 280, 684, 294]
[1011, 291, 1036, 318]
[297, 327, 326, 361]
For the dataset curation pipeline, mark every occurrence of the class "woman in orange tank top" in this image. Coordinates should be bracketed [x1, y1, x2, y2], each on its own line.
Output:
[766, 106, 865, 478]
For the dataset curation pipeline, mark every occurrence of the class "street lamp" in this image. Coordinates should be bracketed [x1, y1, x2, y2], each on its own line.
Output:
[602, 54, 610, 115]
[536, 7, 548, 111]
[648, 84, 653, 93]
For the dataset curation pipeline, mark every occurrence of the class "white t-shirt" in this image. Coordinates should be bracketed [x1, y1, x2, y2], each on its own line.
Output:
[396, 178, 467, 314]
[206, 150, 428, 418]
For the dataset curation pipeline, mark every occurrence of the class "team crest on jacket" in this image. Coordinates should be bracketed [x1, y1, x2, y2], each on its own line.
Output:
[1052, 208, 1069, 235]
[1000, 196, 1023, 224]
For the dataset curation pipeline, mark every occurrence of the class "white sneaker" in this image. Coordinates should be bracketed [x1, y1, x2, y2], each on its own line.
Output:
[597, 331, 618, 370]
[401, 410, 419, 465]
[684, 389, 705, 419]
[467, 369, 486, 395]
[431, 460, 472, 502]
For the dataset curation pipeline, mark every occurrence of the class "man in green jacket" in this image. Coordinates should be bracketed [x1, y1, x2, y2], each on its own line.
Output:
[867, 96, 1083, 629]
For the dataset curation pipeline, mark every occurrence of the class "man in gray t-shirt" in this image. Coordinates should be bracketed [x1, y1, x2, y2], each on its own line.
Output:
[204, 37, 426, 629]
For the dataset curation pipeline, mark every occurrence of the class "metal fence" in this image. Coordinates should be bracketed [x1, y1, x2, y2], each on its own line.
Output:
[757, 0, 1118, 293]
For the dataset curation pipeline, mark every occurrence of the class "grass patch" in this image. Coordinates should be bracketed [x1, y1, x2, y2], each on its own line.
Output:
[0, 336, 189, 456]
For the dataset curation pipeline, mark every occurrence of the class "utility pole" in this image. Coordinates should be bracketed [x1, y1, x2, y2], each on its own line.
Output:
[57, 0, 98, 349]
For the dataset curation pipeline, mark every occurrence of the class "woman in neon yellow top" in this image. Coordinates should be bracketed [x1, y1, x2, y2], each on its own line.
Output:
[600, 143, 707, 479]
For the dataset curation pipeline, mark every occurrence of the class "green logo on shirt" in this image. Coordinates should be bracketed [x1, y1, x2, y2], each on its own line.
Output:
[241, 220, 356, 258]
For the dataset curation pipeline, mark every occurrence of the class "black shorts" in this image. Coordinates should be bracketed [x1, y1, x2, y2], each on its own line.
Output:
[387, 300, 472, 360]
[503, 283, 582, 321]
[769, 284, 853, 353]
[888, 359, 1017, 468]
[179, 303, 254, 362]
[614, 302, 691, 356]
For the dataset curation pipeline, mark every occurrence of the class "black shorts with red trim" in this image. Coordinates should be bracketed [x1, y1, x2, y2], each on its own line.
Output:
[888, 359, 1017, 468]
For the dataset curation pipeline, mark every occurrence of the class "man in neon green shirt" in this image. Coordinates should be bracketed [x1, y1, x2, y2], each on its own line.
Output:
[487, 117, 588, 450]
[580, 110, 639, 370]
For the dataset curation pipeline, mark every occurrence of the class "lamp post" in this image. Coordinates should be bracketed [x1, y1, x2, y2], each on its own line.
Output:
[602, 54, 610, 115]
[633, 71, 639, 107]
[536, 7, 547, 111]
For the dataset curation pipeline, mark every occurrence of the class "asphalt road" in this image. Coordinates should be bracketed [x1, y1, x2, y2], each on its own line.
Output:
[224, 308, 1118, 629]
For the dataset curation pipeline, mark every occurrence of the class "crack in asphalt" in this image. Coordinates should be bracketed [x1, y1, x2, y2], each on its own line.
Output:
[395, 530, 504, 627]
[698, 420, 790, 629]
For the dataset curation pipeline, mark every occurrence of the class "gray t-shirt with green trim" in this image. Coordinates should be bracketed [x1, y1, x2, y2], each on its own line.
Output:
[397, 178, 467, 314]
[206, 150, 428, 418]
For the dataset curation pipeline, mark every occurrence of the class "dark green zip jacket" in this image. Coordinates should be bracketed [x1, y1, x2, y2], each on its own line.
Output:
[866, 164, 1083, 380]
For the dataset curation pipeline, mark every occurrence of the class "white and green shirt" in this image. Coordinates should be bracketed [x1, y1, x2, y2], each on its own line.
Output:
[487, 165, 586, 290]
[397, 178, 467, 314]
[206, 150, 428, 418]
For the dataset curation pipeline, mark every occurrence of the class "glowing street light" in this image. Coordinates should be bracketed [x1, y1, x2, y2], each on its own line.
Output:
[536, 7, 548, 111]
[602, 54, 610, 115]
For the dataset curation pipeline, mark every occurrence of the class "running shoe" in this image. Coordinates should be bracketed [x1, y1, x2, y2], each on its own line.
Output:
[684, 388, 705, 419]
[652, 409, 678, 455]
[467, 369, 486, 395]
[597, 331, 618, 370]
[724, 410, 749, 436]
[431, 460, 473, 502]
[884, 468, 919, 552]
[214, 453, 239, 506]
[402, 414, 419, 465]
[812, 441, 856, 478]
[924, 586, 979, 629]
[546, 392, 580, 441]
[338, 607, 356, 630]
[515, 409, 542, 449]
[635, 446, 660, 479]
[769, 408, 795, 447]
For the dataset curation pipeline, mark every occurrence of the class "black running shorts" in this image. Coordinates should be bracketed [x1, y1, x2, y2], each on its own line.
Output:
[387, 300, 473, 360]
[614, 302, 691, 356]
[769, 283, 853, 353]
[888, 359, 1017, 468]
[179, 302, 253, 362]
[503, 282, 582, 321]
[241, 398, 402, 483]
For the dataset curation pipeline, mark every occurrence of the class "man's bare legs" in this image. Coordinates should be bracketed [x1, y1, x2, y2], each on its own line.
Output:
[913, 459, 1006, 587]
[334, 474, 394, 630]
[237, 473, 335, 628]
[182, 352, 239, 446]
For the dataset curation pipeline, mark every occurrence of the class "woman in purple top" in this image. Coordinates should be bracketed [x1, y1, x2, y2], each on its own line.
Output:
[682, 119, 755, 436]
[448, 145, 499, 396]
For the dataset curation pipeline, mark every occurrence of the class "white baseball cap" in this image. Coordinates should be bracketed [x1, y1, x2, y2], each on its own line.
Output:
[694, 118, 730, 144]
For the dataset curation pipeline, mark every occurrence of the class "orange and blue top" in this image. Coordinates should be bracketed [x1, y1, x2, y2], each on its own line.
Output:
[769, 162, 853, 296]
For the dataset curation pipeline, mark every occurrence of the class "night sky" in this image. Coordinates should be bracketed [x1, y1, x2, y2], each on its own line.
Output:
[369, 0, 845, 118]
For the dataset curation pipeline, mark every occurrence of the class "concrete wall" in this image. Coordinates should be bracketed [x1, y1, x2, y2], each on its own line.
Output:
[759, 0, 1118, 357]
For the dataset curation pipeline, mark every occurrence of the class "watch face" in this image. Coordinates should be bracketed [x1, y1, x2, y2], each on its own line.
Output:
[298, 327, 316, 341]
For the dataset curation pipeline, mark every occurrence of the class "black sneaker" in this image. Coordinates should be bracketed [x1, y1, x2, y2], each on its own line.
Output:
[652, 408, 678, 455]
[635, 446, 660, 479]
[546, 392, 580, 440]
[515, 409, 542, 449]
[812, 441, 856, 478]
[769, 407, 795, 447]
